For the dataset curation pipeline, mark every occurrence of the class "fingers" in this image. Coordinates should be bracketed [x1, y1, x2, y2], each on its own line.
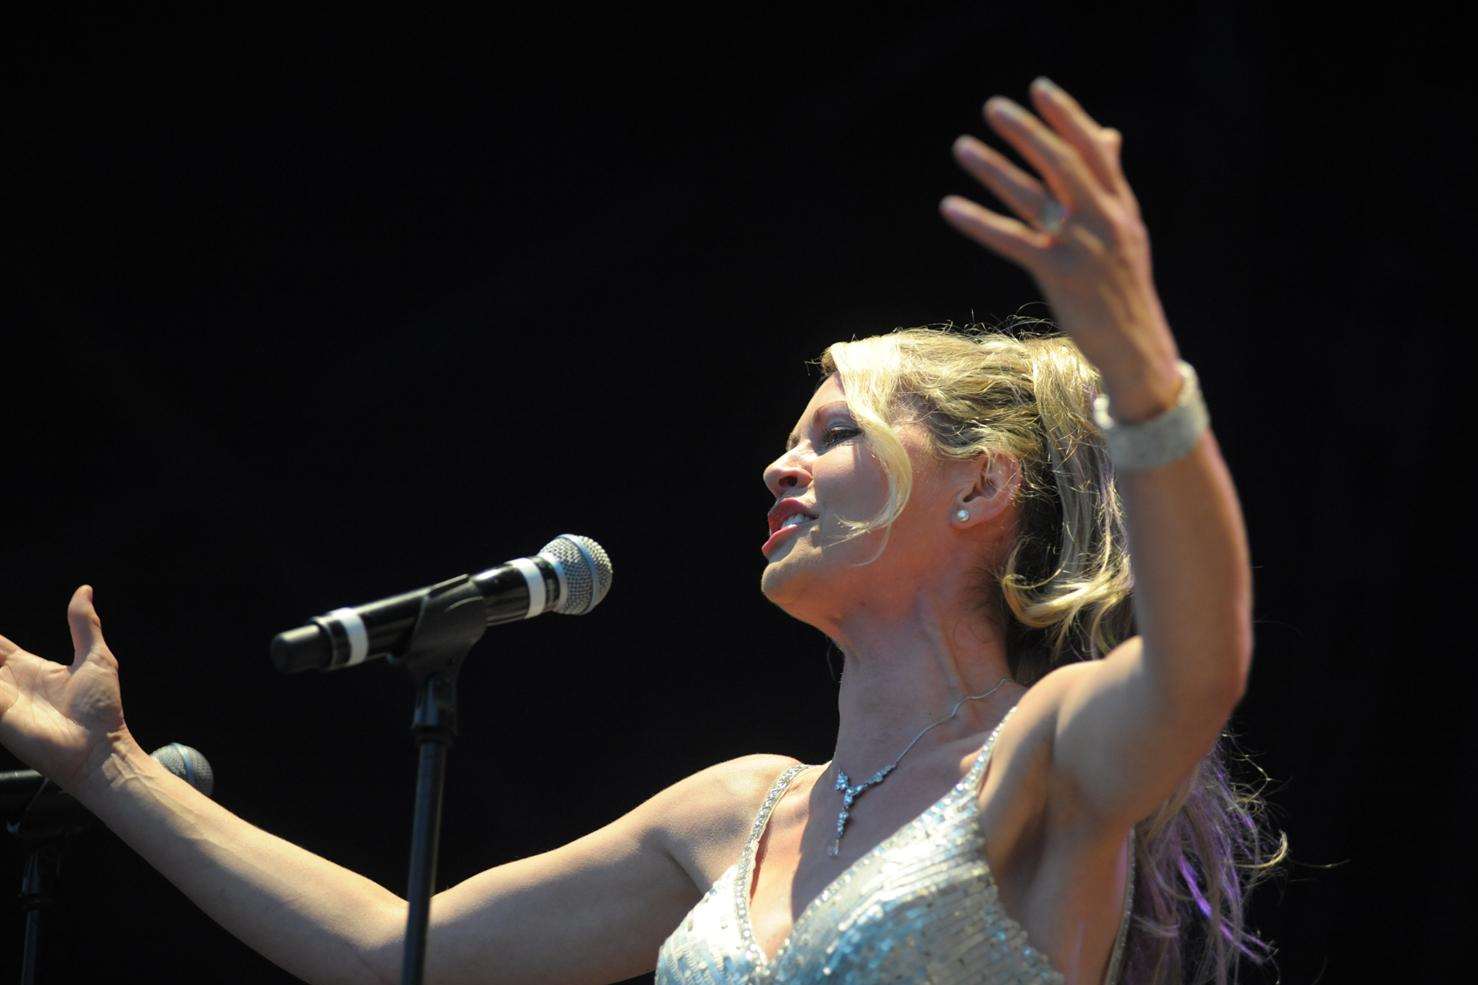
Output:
[939, 195, 1047, 269]
[1098, 127, 1141, 216]
[944, 78, 1145, 263]
[67, 585, 106, 666]
[1026, 78, 1138, 212]
[981, 96, 1107, 219]
[951, 135, 1054, 232]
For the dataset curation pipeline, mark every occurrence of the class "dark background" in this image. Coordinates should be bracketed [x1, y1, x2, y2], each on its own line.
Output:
[4, 5, 1471, 983]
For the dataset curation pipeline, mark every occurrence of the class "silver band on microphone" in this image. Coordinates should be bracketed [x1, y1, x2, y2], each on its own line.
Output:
[508, 557, 549, 618]
[324, 607, 370, 666]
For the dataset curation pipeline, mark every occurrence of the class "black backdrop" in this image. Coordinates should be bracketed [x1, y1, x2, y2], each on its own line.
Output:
[4, 6, 1472, 983]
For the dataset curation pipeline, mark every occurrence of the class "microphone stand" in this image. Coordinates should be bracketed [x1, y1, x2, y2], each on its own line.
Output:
[387, 575, 488, 985]
[6, 786, 94, 985]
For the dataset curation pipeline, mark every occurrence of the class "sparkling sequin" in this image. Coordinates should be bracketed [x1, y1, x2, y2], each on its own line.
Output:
[654, 705, 1136, 984]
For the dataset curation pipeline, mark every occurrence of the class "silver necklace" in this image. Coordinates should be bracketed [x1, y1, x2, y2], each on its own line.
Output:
[827, 674, 1014, 857]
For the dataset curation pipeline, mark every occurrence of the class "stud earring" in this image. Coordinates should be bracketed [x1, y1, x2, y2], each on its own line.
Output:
[955, 509, 969, 522]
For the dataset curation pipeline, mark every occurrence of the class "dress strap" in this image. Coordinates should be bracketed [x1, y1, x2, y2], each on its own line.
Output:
[968, 702, 1022, 790]
[744, 763, 811, 855]
[1103, 830, 1137, 985]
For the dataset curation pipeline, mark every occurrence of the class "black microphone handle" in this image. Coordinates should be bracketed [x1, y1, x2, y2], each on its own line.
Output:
[270, 560, 559, 675]
[270, 586, 430, 675]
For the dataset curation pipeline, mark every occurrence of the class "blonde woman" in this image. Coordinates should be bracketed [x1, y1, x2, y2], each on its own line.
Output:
[0, 77, 1282, 984]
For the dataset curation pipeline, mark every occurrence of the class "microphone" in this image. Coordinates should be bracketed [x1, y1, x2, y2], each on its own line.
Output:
[270, 533, 612, 674]
[2, 743, 215, 823]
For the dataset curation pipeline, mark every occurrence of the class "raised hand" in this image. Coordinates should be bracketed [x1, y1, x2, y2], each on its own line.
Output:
[940, 77, 1183, 421]
[0, 586, 131, 794]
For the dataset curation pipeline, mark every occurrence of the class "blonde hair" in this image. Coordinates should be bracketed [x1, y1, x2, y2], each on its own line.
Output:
[815, 317, 1288, 985]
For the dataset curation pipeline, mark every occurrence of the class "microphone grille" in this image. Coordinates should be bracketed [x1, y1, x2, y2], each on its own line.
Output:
[151, 743, 215, 798]
[539, 534, 613, 615]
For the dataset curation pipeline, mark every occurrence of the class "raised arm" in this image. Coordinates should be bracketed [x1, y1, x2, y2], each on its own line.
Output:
[939, 78, 1251, 830]
[1034, 430, 1250, 830]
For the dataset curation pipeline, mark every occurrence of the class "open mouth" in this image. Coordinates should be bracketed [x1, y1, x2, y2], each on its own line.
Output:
[762, 515, 816, 555]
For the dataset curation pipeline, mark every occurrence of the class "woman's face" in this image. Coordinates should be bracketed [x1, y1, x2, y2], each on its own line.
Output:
[760, 374, 970, 626]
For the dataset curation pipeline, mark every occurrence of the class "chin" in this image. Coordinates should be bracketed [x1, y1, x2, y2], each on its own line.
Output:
[760, 551, 852, 630]
[759, 554, 799, 601]
[760, 552, 821, 611]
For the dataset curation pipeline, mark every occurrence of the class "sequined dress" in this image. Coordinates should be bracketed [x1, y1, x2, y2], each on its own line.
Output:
[655, 705, 1135, 984]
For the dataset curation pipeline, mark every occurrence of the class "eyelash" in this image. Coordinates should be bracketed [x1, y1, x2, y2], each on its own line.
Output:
[821, 426, 860, 447]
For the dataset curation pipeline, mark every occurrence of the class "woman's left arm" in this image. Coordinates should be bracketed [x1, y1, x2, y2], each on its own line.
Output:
[940, 77, 1252, 830]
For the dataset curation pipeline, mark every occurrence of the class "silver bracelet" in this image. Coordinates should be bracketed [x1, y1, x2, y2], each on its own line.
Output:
[1092, 360, 1209, 472]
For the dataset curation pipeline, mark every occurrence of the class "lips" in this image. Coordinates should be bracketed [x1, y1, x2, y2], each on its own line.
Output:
[767, 499, 819, 536]
[761, 515, 816, 556]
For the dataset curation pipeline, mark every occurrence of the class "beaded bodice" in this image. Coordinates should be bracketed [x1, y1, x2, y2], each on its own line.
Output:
[655, 705, 1135, 984]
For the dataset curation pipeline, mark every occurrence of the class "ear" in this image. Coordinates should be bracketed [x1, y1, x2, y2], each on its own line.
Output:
[953, 453, 1021, 527]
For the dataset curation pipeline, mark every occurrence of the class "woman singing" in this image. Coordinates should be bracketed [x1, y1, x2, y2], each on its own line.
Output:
[0, 77, 1284, 984]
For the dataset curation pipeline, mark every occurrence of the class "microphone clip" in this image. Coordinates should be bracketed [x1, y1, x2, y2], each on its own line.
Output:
[388, 573, 488, 742]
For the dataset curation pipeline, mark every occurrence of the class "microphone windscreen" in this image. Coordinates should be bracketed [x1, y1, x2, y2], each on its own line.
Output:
[151, 743, 215, 798]
[541, 534, 613, 615]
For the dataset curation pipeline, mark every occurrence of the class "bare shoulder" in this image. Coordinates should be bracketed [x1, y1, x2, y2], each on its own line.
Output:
[982, 666, 1087, 788]
[992, 661, 1112, 769]
[413, 753, 805, 985]
[657, 753, 806, 892]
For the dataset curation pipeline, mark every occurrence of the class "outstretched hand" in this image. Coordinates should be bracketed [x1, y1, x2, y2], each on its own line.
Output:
[0, 586, 130, 793]
[940, 77, 1182, 419]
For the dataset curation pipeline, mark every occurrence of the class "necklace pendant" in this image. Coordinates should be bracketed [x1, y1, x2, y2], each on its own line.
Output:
[822, 674, 1015, 861]
[830, 805, 851, 857]
[831, 757, 914, 854]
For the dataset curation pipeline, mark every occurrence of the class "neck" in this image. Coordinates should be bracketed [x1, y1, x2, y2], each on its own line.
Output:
[820, 590, 1022, 780]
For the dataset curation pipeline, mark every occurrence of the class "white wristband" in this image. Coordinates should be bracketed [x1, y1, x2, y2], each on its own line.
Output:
[1092, 360, 1209, 472]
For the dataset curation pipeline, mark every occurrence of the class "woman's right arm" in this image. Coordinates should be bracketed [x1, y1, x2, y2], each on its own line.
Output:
[75, 735, 404, 985]
[77, 734, 773, 985]
[5, 587, 781, 985]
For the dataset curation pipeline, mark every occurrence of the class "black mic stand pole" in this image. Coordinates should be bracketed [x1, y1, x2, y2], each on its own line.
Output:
[389, 575, 488, 985]
[6, 785, 94, 985]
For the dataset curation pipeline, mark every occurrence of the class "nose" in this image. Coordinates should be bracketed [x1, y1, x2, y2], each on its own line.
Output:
[763, 449, 810, 499]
